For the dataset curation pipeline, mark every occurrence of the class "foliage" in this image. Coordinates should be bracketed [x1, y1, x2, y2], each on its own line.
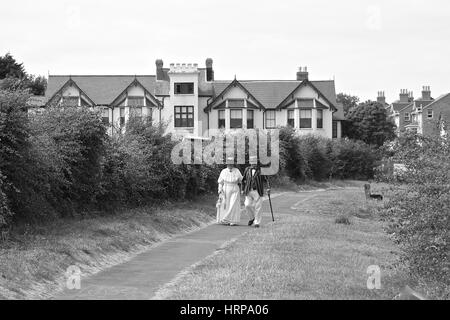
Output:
[0, 53, 26, 80]
[278, 128, 379, 182]
[344, 100, 396, 147]
[278, 127, 307, 181]
[0, 53, 47, 96]
[337, 92, 359, 116]
[328, 138, 380, 179]
[379, 133, 450, 298]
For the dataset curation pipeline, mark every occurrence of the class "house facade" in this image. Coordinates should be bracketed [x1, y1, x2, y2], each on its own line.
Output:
[43, 59, 345, 139]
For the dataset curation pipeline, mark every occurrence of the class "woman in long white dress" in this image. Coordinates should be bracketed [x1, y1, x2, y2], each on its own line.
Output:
[217, 161, 243, 226]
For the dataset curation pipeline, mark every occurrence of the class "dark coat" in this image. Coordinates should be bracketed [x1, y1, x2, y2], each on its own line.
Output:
[242, 166, 269, 197]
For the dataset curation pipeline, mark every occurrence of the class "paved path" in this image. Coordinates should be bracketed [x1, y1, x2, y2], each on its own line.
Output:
[55, 192, 308, 300]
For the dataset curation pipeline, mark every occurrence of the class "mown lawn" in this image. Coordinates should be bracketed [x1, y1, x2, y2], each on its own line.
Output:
[155, 186, 413, 300]
[0, 195, 217, 300]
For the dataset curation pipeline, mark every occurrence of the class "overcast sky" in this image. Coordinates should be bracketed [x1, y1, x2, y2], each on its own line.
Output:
[1, 0, 449, 101]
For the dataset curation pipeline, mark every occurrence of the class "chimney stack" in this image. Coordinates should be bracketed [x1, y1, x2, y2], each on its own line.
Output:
[422, 86, 431, 100]
[206, 58, 214, 81]
[156, 59, 164, 80]
[399, 89, 410, 103]
[377, 91, 386, 104]
[296, 66, 309, 81]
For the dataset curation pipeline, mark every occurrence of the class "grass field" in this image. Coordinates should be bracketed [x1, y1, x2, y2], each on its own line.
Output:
[0, 195, 217, 300]
[155, 185, 414, 300]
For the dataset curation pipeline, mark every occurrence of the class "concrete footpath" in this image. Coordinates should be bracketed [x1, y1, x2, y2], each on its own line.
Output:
[55, 193, 286, 300]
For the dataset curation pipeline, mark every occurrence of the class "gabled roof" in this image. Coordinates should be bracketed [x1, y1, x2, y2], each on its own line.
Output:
[46, 75, 158, 105]
[47, 78, 96, 106]
[109, 78, 162, 108]
[208, 79, 338, 110]
[205, 79, 266, 111]
[275, 79, 337, 111]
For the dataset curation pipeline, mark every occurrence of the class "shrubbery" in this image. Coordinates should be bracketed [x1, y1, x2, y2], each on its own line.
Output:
[378, 132, 450, 298]
[278, 127, 380, 182]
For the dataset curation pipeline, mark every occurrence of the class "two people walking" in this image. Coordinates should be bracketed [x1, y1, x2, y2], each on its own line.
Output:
[217, 156, 270, 228]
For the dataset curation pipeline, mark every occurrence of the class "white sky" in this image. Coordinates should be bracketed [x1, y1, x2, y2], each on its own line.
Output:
[1, 0, 449, 101]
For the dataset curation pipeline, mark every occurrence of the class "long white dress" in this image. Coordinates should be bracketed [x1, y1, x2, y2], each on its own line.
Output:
[217, 167, 243, 224]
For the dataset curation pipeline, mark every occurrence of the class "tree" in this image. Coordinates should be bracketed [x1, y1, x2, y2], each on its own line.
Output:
[344, 100, 396, 147]
[25, 75, 47, 96]
[0, 53, 47, 96]
[337, 93, 359, 116]
[0, 53, 26, 79]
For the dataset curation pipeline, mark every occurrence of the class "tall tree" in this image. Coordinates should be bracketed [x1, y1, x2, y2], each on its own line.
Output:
[0, 53, 47, 95]
[0, 53, 26, 79]
[344, 100, 396, 147]
[337, 93, 360, 116]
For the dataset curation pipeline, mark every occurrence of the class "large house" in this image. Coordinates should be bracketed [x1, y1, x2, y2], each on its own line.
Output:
[43, 59, 345, 139]
[380, 86, 450, 137]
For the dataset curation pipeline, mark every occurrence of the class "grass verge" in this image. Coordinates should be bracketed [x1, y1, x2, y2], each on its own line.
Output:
[154, 186, 413, 300]
[0, 194, 217, 300]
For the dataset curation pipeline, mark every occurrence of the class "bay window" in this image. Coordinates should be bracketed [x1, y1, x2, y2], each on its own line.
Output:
[265, 110, 276, 128]
[317, 109, 323, 128]
[102, 108, 109, 125]
[300, 109, 312, 128]
[288, 110, 295, 127]
[247, 110, 254, 129]
[218, 110, 225, 129]
[120, 107, 125, 127]
[230, 109, 243, 129]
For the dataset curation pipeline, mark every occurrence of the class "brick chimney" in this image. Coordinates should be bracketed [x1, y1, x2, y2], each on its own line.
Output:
[422, 86, 431, 100]
[377, 91, 386, 104]
[296, 66, 308, 81]
[399, 89, 410, 103]
[206, 58, 214, 81]
[155, 59, 164, 80]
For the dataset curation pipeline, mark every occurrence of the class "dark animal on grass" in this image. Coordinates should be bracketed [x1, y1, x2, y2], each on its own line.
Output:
[364, 184, 383, 201]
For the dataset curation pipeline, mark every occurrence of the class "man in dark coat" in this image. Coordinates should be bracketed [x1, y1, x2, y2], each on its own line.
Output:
[242, 156, 270, 228]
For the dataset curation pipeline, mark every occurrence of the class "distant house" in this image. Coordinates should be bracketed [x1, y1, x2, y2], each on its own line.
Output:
[380, 86, 450, 137]
[44, 59, 345, 139]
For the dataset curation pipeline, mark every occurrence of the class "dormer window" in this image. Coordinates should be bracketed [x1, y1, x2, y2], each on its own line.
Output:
[174, 83, 194, 95]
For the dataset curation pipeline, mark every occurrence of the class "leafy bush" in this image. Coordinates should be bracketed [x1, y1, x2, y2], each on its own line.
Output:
[28, 105, 108, 216]
[277, 128, 379, 182]
[379, 133, 450, 298]
[298, 135, 332, 180]
[329, 138, 380, 179]
[278, 127, 307, 181]
[0, 170, 11, 229]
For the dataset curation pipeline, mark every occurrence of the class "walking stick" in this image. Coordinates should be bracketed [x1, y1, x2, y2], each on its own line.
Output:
[268, 190, 275, 222]
[266, 177, 274, 222]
